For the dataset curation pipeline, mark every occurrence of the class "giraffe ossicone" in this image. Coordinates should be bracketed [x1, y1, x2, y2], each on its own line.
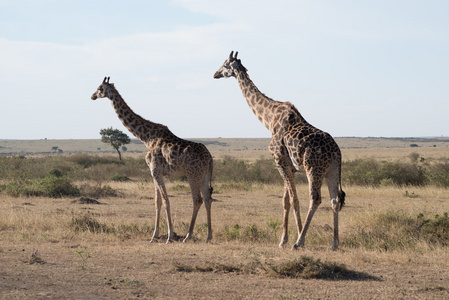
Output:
[215, 52, 345, 250]
[91, 77, 214, 244]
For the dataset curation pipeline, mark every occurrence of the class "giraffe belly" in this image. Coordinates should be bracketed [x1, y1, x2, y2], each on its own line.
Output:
[163, 166, 186, 178]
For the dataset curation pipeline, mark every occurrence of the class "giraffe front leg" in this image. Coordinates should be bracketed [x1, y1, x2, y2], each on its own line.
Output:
[150, 185, 162, 243]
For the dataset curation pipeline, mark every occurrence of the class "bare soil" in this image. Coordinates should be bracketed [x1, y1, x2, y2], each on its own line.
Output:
[1, 240, 448, 300]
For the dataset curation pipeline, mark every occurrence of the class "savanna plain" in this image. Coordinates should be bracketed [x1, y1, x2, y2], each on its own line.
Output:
[1, 138, 449, 299]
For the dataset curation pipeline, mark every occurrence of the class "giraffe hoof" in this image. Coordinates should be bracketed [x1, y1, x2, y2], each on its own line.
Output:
[330, 244, 339, 251]
[292, 243, 304, 250]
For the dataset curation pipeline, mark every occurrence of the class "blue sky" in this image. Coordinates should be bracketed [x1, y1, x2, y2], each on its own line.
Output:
[1, 0, 448, 139]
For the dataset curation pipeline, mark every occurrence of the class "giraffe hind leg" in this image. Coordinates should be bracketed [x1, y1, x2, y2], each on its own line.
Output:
[202, 177, 213, 243]
[183, 181, 202, 243]
[293, 176, 322, 250]
[275, 160, 301, 248]
[152, 174, 174, 244]
[326, 169, 341, 251]
[150, 185, 162, 242]
[279, 187, 290, 248]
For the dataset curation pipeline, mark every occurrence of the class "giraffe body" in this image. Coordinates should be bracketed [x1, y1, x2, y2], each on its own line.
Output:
[91, 77, 213, 243]
[214, 52, 345, 250]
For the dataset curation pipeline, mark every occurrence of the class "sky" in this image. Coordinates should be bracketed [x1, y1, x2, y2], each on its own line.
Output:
[1, 0, 448, 140]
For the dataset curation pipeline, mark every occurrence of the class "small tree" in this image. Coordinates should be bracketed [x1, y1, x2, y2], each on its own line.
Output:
[99, 127, 131, 161]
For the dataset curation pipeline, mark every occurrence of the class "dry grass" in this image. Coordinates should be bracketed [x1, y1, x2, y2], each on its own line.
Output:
[1, 140, 449, 298]
[1, 179, 449, 299]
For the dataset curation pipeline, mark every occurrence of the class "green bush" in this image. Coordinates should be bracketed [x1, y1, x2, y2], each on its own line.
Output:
[3, 176, 80, 198]
[2, 154, 449, 192]
[425, 160, 449, 187]
[70, 213, 114, 234]
[48, 168, 64, 178]
[343, 210, 449, 250]
[215, 223, 278, 244]
[33, 176, 80, 198]
[417, 212, 449, 245]
[110, 173, 131, 182]
[342, 159, 426, 186]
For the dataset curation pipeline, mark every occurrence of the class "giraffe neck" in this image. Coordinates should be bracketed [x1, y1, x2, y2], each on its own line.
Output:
[108, 87, 166, 144]
[235, 70, 281, 133]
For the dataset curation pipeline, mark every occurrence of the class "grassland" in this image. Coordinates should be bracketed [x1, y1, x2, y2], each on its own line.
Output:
[1, 138, 449, 299]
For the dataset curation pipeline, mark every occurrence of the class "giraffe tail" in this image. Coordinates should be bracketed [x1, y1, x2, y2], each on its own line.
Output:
[337, 162, 345, 210]
[208, 158, 214, 197]
[337, 189, 345, 211]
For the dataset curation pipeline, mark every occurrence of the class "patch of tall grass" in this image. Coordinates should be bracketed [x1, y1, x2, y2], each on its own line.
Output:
[343, 211, 449, 251]
[1, 153, 449, 199]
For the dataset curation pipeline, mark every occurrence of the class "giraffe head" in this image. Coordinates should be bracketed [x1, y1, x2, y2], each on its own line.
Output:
[213, 51, 247, 79]
[91, 77, 115, 100]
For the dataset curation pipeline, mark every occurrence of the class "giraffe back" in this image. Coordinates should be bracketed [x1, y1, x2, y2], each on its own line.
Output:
[274, 103, 341, 174]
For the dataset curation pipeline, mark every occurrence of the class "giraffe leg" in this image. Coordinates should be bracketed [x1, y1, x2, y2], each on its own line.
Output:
[275, 162, 302, 248]
[150, 184, 162, 242]
[279, 186, 290, 248]
[153, 173, 174, 244]
[293, 176, 322, 250]
[326, 169, 340, 251]
[183, 181, 202, 243]
[332, 209, 339, 251]
[202, 177, 213, 243]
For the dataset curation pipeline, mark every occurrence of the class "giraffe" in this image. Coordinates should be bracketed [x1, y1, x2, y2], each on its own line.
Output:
[91, 77, 213, 244]
[214, 52, 345, 250]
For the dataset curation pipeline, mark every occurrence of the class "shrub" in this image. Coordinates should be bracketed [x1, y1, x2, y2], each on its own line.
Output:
[48, 168, 64, 178]
[343, 210, 449, 250]
[343, 159, 425, 186]
[33, 176, 80, 198]
[110, 173, 131, 182]
[343, 159, 382, 186]
[215, 223, 278, 244]
[3, 176, 79, 198]
[70, 213, 114, 234]
[268, 256, 348, 279]
[425, 160, 449, 187]
[78, 183, 117, 198]
[417, 212, 449, 246]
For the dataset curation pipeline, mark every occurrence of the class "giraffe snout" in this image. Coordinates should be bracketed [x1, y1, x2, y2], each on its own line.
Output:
[213, 71, 223, 79]
[91, 95, 97, 100]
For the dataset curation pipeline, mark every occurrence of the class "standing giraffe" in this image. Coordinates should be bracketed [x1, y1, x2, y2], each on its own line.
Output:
[91, 77, 213, 244]
[214, 52, 345, 250]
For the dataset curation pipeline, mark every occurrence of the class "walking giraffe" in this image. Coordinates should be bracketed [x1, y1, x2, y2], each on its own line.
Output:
[214, 52, 345, 250]
[91, 77, 213, 244]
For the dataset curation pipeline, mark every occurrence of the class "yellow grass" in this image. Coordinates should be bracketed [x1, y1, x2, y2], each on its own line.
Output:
[1, 141, 449, 298]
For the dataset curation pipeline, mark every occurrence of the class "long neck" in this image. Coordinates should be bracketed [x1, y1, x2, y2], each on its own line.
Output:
[108, 87, 165, 144]
[235, 70, 281, 133]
